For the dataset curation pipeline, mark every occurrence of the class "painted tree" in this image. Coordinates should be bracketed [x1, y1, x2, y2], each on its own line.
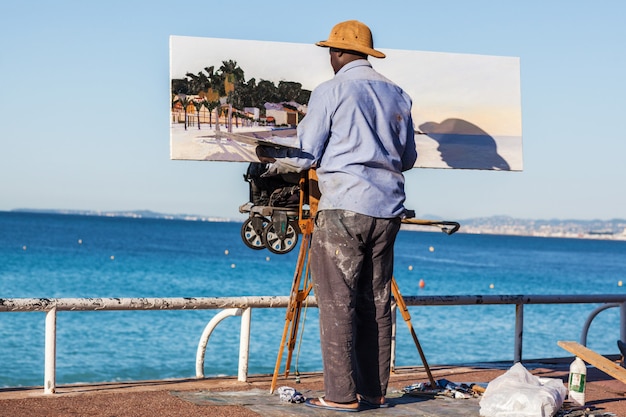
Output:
[173, 93, 192, 130]
[172, 60, 312, 128]
[192, 99, 203, 129]
[200, 91, 218, 128]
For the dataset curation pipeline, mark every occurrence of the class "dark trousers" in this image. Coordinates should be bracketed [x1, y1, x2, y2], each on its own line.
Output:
[310, 210, 401, 403]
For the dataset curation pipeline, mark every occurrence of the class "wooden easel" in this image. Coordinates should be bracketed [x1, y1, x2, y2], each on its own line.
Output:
[269, 170, 460, 393]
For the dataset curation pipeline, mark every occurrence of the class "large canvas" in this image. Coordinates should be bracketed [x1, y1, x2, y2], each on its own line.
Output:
[170, 35, 522, 171]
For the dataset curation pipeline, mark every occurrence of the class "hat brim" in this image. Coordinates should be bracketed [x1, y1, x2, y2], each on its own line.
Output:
[316, 40, 386, 59]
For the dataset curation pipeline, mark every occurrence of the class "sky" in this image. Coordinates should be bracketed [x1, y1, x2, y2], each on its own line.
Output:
[1, 1, 624, 221]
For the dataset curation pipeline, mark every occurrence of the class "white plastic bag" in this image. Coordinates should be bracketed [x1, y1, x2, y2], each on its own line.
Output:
[479, 362, 566, 417]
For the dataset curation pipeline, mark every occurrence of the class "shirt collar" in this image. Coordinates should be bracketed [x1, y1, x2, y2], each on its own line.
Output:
[336, 59, 372, 75]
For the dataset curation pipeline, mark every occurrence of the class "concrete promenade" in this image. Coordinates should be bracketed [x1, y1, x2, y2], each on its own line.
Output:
[1, 359, 625, 417]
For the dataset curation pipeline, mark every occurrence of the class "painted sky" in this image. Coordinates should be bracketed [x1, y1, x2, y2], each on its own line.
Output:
[1, 1, 624, 221]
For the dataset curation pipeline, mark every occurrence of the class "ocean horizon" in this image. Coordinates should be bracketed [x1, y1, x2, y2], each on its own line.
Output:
[8, 208, 626, 241]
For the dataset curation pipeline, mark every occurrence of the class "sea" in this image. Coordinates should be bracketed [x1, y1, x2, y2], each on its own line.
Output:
[1, 210, 626, 388]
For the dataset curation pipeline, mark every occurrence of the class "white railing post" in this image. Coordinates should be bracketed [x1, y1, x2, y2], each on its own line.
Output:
[195, 308, 242, 378]
[238, 307, 251, 382]
[514, 303, 524, 363]
[44, 308, 57, 394]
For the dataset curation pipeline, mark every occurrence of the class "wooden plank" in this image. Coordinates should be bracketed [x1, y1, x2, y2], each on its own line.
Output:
[558, 341, 626, 384]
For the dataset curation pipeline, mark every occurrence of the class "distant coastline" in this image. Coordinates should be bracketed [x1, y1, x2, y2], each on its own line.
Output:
[7, 208, 626, 241]
[8, 208, 239, 223]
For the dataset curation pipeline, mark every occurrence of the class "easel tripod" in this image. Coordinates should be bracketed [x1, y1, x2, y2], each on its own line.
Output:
[269, 170, 460, 394]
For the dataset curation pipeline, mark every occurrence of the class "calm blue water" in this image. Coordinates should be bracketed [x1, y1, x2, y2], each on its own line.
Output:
[1, 211, 625, 388]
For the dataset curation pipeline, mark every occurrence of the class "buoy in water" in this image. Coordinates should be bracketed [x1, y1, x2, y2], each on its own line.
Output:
[408, 265, 413, 271]
[266, 256, 270, 261]
[78, 239, 82, 245]
[619, 280, 623, 287]
[110, 255, 115, 261]
[224, 249, 229, 255]
[419, 279, 425, 289]
[429, 246, 434, 252]
[231, 263, 236, 268]
[22, 245, 27, 251]
[489, 283, 495, 289]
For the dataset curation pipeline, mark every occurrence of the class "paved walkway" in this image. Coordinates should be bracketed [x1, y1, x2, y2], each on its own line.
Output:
[1, 361, 625, 416]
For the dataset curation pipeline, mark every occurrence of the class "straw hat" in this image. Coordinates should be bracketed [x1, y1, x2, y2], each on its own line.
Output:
[316, 20, 385, 59]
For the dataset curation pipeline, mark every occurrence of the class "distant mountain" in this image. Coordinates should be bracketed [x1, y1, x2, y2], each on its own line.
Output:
[456, 216, 626, 239]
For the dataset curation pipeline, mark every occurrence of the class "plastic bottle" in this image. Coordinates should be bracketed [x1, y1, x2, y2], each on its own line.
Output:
[568, 357, 586, 406]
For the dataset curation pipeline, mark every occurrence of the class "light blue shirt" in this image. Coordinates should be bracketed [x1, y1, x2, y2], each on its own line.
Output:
[265, 59, 417, 218]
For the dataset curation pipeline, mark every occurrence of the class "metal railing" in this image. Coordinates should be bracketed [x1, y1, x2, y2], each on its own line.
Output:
[1, 296, 295, 394]
[1, 294, 625, 394]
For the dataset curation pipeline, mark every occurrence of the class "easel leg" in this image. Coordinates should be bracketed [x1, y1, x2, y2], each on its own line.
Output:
[270, 232, 313, 393]
[391, 278, 437, 387]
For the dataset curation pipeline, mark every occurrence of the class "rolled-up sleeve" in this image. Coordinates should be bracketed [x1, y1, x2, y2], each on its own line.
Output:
[261, 87, 331, 175]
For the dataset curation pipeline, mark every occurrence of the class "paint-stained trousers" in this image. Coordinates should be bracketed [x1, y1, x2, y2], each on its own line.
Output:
[310, 209, 401, 404]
